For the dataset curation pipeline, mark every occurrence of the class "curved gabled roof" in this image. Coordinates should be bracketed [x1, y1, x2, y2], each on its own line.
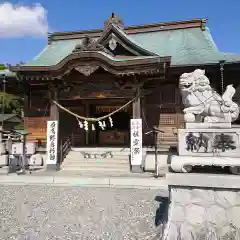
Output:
[12, 50, 170, 77]
[97, 23, 158, 56]
[17, 17, 230, 68]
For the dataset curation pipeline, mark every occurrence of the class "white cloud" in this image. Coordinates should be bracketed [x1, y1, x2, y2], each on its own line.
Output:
[0, 2, 48, 38]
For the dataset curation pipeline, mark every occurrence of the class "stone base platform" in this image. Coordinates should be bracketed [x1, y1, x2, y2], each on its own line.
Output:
[165, 173, 240, 239]
[171, 155, 240, 174]
[178, 128, 240, 157]
[171, 127, 240, 175]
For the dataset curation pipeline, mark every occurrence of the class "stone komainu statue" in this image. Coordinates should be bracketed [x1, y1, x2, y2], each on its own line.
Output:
[179, 69, 239, 123]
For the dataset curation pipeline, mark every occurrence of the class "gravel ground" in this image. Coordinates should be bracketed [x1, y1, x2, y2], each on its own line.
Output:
[0, 185, 167, 240]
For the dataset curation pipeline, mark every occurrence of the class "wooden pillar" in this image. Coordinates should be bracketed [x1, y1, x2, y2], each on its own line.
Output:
[50, 87, 59, 121]
[23, 83, 30, 129]
[23, 93, 29, 116]
[132, 86, 141, 119]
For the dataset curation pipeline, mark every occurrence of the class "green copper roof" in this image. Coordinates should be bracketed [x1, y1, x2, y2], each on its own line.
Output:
[222, 52, 240, 63]
[25, 26, 225, 67]
[27, 39, 81, 66]
[131, 27, 223, 66]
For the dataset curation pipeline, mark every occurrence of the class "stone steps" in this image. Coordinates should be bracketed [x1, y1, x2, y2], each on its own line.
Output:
[71, 147, 130, 152]
[62, 161, 130, 168]
[67, 150, 130, 161]
[68, 151, 130, 157]
[63, 159, 129, 164]
[61, 148, 131, 174]
[61, 166, 130, 172]
[67, 154, 130, 161]
[160, 136, 177, 140]
[159, 142, 177, 148]
[62, 161, 129, 168]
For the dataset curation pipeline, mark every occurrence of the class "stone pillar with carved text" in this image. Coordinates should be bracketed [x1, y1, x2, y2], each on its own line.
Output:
[131, 86, 143, 173]
[46, 85, 60, 171]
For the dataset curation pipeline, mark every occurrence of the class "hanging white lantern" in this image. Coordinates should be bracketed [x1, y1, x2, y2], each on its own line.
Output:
[103, 121, 106, 128]
[92, 124, 95, 131]
[84, 120, 88, 131]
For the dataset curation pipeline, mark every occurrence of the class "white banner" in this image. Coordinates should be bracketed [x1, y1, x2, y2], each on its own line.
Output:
[130, 119, 142, 165]
[46, 120, 59, 165]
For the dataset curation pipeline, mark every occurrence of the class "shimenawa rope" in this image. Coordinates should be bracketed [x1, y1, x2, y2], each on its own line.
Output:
[52, 95, 138, 122]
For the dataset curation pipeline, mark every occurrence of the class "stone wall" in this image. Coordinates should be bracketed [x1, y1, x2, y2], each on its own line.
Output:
[165, 173, 240, 240]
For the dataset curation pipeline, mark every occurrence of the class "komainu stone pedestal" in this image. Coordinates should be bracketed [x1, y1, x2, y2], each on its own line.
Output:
[171, 128, 240, 174]
[164, 174, 240, 240]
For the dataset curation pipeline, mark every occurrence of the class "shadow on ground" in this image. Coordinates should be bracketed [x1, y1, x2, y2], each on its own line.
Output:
[155, 195, 169, 226]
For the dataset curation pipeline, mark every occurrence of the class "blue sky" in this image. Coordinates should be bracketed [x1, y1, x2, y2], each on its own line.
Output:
[0, 0, 240, 64]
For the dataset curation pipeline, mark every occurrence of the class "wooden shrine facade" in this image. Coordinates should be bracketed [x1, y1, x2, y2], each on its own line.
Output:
[10, 14, 240, 148]
[10, 61, 240, 149]
[12, 53, 172, 147]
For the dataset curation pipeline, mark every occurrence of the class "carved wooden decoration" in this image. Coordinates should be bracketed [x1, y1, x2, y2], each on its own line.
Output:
[58, 78, 135, 100]
[72, 36, 114, 56]
[75, 65, 99, 76]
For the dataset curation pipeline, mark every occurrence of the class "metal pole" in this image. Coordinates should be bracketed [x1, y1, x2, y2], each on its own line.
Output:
[144, 128, 164, 178]
[60, 139, 63, 164]
[154, 129, 158, 178]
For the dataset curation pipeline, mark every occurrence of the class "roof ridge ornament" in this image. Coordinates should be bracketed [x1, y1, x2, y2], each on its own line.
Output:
[104, 13, 124, 30]
[72, 35, 114, 56]
[200, 19, 207, 31]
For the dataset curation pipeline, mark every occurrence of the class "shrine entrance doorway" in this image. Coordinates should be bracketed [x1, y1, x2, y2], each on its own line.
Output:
[88, 102, 132, 146]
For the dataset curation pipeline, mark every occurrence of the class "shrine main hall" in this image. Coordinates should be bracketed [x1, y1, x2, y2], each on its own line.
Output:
[9, 14, 240, 150]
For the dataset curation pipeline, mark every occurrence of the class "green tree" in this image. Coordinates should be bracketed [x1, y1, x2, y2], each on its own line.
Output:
[0, 64, 23, 116]
[0, 92, 23, 115]
[0, 64, 5, 70]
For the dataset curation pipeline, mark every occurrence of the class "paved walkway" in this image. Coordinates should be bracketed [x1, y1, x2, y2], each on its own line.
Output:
[0, 171, 167, 190]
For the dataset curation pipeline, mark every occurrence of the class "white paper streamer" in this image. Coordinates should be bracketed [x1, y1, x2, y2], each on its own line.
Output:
[84, 120, 88, 131]
[109, 117, 113, 127]
[78, 120, 84, 128]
